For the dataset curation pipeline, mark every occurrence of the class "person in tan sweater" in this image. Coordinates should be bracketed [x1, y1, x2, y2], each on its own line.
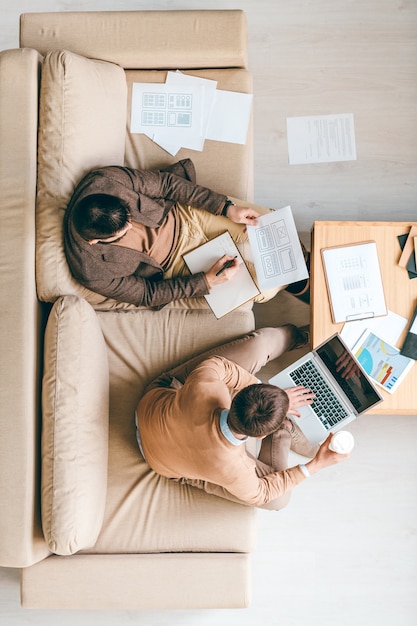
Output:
[136, 325, 349, 510]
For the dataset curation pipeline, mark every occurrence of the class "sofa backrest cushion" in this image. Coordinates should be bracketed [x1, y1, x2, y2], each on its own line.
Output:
[20, 10, 248, 70]
[36, 49, 127, 304]
[41, 295, 109, 556]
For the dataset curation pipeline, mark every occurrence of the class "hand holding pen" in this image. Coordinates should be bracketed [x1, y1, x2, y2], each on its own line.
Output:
[205, 254, 239, 289]
[215, 255, 238, 276]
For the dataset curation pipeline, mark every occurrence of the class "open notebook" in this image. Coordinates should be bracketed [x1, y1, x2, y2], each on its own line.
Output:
[183, 231, 260, 318]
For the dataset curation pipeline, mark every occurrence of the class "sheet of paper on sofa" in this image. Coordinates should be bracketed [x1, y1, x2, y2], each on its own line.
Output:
[130, 81, 206, 154]
[164, 71, 217, 150]
[130, 72, 252, 155]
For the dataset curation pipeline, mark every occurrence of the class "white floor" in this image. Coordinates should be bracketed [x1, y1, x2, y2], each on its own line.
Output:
[1, 1, 417, 624]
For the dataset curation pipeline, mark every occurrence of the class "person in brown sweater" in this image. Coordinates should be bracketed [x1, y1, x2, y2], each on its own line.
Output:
[64, 158, 305, 309]
[136, 325, 349, 510]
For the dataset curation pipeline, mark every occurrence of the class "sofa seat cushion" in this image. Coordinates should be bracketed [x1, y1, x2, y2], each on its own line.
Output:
[81, 307, 256, 555]
[42, 296, 109, 556]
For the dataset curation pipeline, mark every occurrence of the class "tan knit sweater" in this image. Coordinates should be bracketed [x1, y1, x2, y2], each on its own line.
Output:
[137, 356, 306, 507]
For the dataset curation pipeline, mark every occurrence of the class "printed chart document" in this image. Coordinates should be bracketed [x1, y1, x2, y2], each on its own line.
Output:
[321, 241, 387, 323]
[165, 70, 217, 150]
[246, 206, 308, 291]
[183, 231, 259, 319]
[352, 329, 414, 394]
[286, 113, 357, 165]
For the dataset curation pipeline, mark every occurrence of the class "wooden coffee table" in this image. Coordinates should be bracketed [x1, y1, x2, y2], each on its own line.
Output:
[311, 221, 417, 414]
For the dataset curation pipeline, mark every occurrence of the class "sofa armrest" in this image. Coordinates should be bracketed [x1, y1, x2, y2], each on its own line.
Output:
[19, 9, 248, 70]
[0, 48, 49, 567]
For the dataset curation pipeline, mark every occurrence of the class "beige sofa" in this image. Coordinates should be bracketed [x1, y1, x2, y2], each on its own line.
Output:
[0, 10, 259, 609]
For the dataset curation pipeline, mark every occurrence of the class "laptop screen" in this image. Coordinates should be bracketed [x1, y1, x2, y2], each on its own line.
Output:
[316, 334, 382, 414]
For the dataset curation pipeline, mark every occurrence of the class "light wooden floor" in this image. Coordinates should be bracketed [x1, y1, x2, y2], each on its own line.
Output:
[1, 1, 416, 624]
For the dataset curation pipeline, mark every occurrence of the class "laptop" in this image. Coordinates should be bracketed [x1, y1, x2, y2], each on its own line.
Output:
[269, 333, 383, 445]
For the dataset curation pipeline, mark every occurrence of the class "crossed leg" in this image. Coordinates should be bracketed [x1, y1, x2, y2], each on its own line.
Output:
[153, 324, 301, 387]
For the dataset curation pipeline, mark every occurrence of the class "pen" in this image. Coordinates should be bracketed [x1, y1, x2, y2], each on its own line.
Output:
[215, 256, 238, 276]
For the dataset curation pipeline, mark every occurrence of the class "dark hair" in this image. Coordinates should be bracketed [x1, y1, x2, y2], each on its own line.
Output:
[72, 194, 130, 240]
[228, 384, 289, 438]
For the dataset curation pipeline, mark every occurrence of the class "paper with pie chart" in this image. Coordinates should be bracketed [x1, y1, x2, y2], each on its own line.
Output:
[352, 329, 414, 394]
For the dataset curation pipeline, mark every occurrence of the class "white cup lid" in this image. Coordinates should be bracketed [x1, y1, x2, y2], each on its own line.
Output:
[328, 430, 354, 454]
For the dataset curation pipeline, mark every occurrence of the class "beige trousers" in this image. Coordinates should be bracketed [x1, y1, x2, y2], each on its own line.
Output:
[164, 202, 283, 304]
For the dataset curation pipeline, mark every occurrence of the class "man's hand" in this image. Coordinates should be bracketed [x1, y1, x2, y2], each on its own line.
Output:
[205, 255, 239, 288]
[285, 385, 316, 417]
[225, 204, 260, 226]
[306, 434, 350, 475]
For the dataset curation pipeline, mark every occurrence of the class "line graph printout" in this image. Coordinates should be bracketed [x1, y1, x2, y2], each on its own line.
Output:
[247, 206, 309, 291]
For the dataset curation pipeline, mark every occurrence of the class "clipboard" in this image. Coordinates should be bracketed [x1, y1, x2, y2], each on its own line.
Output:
[183, 231, 260, 318]
[321, 241, 387, 323]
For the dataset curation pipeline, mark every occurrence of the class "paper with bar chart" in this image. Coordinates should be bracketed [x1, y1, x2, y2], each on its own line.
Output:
[352, 329, 414, 394]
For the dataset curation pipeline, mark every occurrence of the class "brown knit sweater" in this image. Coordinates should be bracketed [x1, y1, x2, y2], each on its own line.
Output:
[64, 159, 227, 308]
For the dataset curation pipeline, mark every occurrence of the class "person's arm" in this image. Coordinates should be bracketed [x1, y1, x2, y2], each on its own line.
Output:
[128, 168, 228, 215]
[305, 434, 350, 475]
[210, 434, 350, 507]
[221, 201, 262, 226]
[128, 167, 263, 225]
[180, 455, 307, 507]
[82, 251, 241, 308]
[83, 270, 211, 308]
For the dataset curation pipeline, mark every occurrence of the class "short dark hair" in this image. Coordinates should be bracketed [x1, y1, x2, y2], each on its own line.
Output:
[72, 194, 130, 240]
[228, 384, 289, 438]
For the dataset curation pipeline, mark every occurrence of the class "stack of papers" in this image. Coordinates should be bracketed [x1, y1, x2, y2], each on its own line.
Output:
[130, 71, 252, 156]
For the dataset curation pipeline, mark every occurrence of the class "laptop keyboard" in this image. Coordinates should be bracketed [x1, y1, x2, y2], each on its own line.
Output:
[289, 360, 349, 430]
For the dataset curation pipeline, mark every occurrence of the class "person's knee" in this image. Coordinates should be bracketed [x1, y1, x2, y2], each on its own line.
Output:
[260, 491, 292, 512]
[253, 326, 297, 358]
